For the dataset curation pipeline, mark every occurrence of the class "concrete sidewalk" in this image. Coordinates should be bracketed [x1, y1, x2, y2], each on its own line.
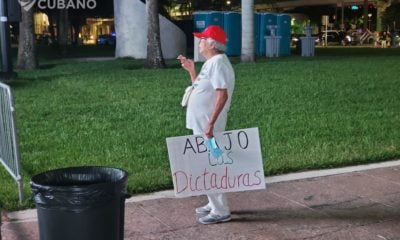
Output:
[2, 161, 400, 240]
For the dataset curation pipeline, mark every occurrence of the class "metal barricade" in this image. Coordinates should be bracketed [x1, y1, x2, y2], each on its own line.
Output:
[0, 82, 23, 203]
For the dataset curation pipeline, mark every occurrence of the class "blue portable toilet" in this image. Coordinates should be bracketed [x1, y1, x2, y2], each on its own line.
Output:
[193, 11, 224, 61]
[259, 12, 277, 56]
[193, 11, 224, 32]
[193, 11, 209, 32]
[207, 11, 224, 28]
[254, 13, 261, 56]
[277, 14, 291, 56]
[224, 12, 241, 56]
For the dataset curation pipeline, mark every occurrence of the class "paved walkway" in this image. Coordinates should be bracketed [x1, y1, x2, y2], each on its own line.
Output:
[2, 161, 400, 240]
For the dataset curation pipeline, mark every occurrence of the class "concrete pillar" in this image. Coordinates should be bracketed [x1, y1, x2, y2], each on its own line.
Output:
[375, 0, 391, 32]
[114, 0, 186, 59]
[114, 0, 146, 58]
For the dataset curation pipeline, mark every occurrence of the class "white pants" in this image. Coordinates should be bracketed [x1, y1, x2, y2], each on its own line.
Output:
[206, 193, 230, 216]
[192, 128, 231, 216]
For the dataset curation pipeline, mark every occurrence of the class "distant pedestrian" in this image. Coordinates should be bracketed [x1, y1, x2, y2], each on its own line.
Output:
[381, 31, 390, 48]
[177, 25, 235, 224]
[373, 32, 380, 48]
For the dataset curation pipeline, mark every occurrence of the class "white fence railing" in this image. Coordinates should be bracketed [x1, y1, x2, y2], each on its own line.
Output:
[0, 82, 23, 204]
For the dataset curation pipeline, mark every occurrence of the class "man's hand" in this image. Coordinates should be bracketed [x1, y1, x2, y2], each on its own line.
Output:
[177, 55, 195, 72]
[177, 54, 197, 82]
[205, 123, 214, 138]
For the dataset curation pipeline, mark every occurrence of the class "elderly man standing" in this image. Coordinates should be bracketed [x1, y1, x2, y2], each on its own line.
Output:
[178, 25, 235, 225]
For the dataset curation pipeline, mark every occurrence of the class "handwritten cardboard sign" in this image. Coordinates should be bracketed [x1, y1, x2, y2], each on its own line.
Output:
[166, 128, 266, 197]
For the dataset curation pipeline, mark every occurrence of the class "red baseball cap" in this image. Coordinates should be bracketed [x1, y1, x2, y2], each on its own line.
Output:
[193, 25, 227, 45]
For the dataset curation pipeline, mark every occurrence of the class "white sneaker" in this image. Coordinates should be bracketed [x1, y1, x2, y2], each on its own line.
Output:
[195, 205, 211, 214]
[198, 213, 231, 225]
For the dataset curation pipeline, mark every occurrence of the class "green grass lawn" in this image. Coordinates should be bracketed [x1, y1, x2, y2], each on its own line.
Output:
[1, 47, 400, 210]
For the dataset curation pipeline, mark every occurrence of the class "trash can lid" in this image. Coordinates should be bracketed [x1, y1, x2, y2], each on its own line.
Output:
[31, 166, 128, 188]
[30, 166, 129, 212]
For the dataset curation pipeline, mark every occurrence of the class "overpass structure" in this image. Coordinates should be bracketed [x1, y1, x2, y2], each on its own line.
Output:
[255, 0, 397, 9]
[255, 0, 399, 31]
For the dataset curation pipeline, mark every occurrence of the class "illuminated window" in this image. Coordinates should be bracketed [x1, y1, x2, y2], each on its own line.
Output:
[34, 13, 50, 35]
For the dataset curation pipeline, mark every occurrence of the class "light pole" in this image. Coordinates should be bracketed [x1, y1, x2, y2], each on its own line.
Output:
[225, 1, 231, 10]
[368, 13, 372, 30]
[0, 0, 18, 79]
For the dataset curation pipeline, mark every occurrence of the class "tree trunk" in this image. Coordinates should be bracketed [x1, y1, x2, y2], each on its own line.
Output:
[146, 0, 166, 68]
[241, 0, 255, 62]
[16, 7, 37, 70]
[375, 0, 391, 32]
[48, 11, 57, 44]
[58, 9, 69, 56]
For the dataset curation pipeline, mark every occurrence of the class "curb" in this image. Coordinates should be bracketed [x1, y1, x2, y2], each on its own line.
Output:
[6, 159, 400, 222]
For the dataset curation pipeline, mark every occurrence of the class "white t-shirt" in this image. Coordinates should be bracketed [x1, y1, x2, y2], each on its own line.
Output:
[186, 54, 235, 134]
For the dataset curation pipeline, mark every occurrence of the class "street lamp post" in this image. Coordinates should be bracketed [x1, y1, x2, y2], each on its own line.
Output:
[226, 0, 231, 10]
[0, 0, 14, 79]
[368, 13, 372, 30]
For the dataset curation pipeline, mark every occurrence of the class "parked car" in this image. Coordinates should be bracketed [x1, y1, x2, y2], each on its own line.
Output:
[96, 34, 116, 45]
[291, 33, 320, 46]
[319, 30, 350, 46]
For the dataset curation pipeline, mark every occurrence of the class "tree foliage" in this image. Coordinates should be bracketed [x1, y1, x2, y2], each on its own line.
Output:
[381, 2, 400, 30]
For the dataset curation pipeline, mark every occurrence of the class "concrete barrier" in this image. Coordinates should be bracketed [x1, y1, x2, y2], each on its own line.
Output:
[114, 0, 186, 59]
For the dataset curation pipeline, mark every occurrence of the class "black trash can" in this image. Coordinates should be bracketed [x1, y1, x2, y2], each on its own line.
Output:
[30, 166, 128, 240]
